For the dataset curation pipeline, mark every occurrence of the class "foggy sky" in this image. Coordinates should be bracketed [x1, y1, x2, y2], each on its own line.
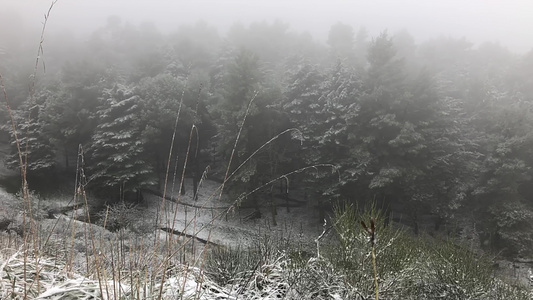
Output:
[4, 0, 533, 53]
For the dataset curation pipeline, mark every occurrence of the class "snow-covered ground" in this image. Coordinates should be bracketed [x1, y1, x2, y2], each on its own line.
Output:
[144, 178, 329, 250]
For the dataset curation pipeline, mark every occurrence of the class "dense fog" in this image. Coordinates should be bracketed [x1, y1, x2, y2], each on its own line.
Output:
[2, 0, 533, 258]
[3, 0, 533, 53]
[3, 2, 533, 299]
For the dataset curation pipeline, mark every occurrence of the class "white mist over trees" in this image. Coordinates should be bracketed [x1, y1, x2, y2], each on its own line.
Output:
[3, 0, 533, 53]
[2, 0, 533, 258]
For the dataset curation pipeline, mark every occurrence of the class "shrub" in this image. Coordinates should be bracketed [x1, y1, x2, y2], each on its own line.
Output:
[95, 201, 151, 233]
[326, 201, 528, 299]
[204, 234, 283, 285]
[329, 202, 418, 294]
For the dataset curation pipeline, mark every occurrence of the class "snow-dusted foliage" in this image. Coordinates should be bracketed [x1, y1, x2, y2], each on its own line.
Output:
[87, 84, 156, 193]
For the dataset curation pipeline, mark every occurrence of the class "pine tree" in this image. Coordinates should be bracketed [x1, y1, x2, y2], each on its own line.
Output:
[282, 59, 363, 199]
[87, 84, 156, 199]
[5, 92, 56, 175]
[327, 22, 356, 66]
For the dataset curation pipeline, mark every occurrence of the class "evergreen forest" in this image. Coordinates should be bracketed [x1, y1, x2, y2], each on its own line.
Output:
[2, 17, 533, 261]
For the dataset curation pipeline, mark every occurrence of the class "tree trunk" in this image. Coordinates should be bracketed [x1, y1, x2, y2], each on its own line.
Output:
[180, 181, 186, 195]
[280, 179, 290, 213]
[270, 187, 277, 226]
[137, 189, 144, 202]
[318, 195, 325, 224]
[155, 152, 165, 191]
[192, 172, 198, 200]
[64, 145, 69, 171]
[192, 156, 199, 201]
[413, 210, 419, 235]
[435, 215, 444, 231]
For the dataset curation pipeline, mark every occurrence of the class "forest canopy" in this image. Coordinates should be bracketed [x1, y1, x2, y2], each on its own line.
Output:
[1, 18, 533, 257]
